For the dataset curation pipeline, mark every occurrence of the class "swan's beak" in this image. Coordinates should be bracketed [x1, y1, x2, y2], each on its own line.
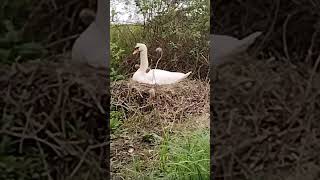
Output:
[132, 49, 139, 55]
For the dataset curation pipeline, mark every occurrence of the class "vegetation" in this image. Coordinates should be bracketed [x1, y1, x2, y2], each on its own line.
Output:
[0, 0, 210, 179]
[0, 1, 107, 180]
[212, 0, 320, 179]
[0, 2, 47, 64]
[110, 0, 210, 80]
[123, 129, 210, 180]
[110, 1, 210, 179]
[158, 129, 210, 179]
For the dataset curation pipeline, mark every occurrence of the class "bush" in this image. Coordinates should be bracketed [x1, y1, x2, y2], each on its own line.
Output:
[110, 42, 126, 81]
[112, 0, 210, 79]
[0, 2, 47, 64]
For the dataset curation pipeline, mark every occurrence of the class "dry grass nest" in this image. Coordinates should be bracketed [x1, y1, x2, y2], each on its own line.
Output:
[212, 56, 320, 179]
[110, 79, 209, 177]
[0, 61, 108, 179]
[111, 79, 209, 121]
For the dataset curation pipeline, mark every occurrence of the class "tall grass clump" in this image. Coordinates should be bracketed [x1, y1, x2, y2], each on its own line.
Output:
[121, 129, 210, 180]
[158, 129, 210, 179]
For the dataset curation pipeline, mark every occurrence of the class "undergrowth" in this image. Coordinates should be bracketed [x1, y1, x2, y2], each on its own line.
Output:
[0, 1, 47, 64]
[159, 130, 210, 179]
[122, 128, 210, 180]
[110, 41, 126, 81]
[110, 0, 210, 80]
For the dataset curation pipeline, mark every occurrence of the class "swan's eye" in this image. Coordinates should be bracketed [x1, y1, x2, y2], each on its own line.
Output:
[134, 47, 139, 50]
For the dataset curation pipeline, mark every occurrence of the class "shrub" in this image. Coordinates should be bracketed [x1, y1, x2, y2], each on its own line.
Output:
[112, 0, 210, 79]
[110, 42, 126, 81]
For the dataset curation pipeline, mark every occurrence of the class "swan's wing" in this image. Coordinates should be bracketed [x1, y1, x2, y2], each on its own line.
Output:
[145, 69, 188, 84]
[132, 71, 154, 84]
[211, 34, 241, 60]
[211, 32, 262, 65]
[237, 31, 262, 51]
[72, 22, 107, 68]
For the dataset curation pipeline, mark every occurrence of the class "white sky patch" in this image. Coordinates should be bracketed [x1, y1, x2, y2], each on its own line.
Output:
[110, 0, 192, 24]
[110, 0, 144, 24]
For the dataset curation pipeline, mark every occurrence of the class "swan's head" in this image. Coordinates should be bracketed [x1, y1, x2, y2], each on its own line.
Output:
[133, 43, 147, 55]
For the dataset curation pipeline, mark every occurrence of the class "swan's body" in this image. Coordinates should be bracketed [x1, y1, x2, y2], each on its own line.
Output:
[132, 43, 191, 85]
[133, 69, 191, 85]
[71, 0, 107, 68]
[211, 31, 262, 65]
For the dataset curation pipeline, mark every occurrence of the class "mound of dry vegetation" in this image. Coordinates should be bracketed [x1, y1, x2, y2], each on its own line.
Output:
[212, 56, 320, 179]
[111, 79, 209, 122]
[212, 0, 320, 179]
[0, 61, 108, 179]
[110, 79, 209, 178]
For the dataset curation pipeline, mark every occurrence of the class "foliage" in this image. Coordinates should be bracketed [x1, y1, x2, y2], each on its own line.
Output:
[111, 24, 144, 51]
[0, 20, 47, 64]
[0, 2, 47, 64]
[112, 0, 210, 79]
[121, 128, 210, 179]
[110, 24, 145, 81]
[158, 130, 210, 179]
[110, 42, 126, 81]
[110, 110, 124, 132]
[0, 0, 33, 32]
[0, 154, 47, 180]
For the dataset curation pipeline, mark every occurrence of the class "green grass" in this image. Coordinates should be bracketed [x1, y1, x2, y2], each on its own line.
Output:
[124, 129, 210, 180]
[159, 130, 210, 180]
[110, 110, 124, 133]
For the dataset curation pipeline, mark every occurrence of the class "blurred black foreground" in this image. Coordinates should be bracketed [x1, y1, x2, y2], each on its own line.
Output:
[0, 61, 109, 179]
[0, 0, 109, 179]
[212, 56, 320, 180]
[211, 0, 320, 179]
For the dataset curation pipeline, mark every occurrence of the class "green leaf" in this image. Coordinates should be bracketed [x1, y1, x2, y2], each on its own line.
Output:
[15, 42, 47, 58]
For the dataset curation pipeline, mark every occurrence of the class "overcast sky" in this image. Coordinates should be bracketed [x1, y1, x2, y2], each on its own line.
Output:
[110, 0, 144, 24]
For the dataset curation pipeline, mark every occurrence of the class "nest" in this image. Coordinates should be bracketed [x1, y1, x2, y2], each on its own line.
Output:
[212, 57, 320, 179]
[111, 79, 209, 121]
[0, 61, 108, 179]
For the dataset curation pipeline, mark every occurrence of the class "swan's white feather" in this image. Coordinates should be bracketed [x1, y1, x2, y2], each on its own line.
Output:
[211, 31, 262, 65]
[133, 69, 191, 85]
[132, 43, 191, 85]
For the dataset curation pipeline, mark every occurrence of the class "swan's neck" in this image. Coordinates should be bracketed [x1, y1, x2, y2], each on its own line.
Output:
[95, 0, 107, 35]
[139, 50, 149, 71]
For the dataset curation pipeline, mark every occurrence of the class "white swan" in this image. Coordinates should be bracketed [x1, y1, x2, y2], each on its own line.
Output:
[132, 43, 191, 85]
[211, 31, 262, 65]
[71, 0, 107, 68]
